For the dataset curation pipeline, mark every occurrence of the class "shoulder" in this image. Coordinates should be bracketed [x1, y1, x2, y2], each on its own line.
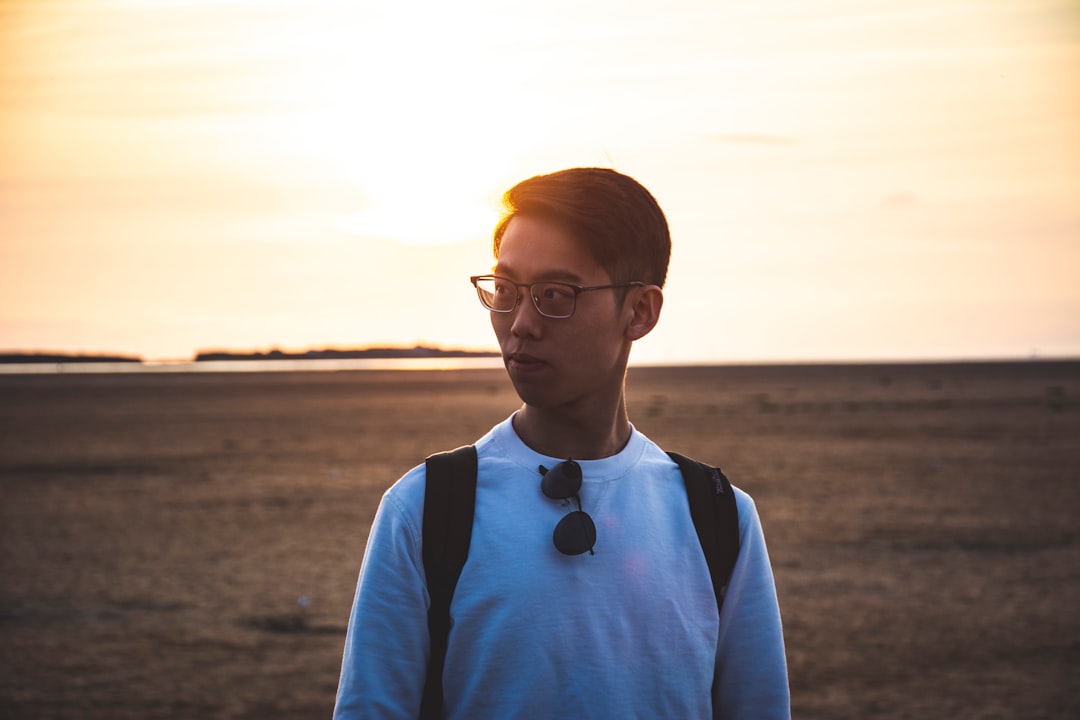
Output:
[386, 461, 428, 505]
[373, 462, 428, 541]
[729, 484, 760, 536]
[651, 438, 761, 537]
[383, 424, 511, 522]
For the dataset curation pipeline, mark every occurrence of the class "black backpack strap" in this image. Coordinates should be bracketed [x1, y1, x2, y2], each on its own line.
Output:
[667, 452, 740, 608]
[420, 445, 478, 720]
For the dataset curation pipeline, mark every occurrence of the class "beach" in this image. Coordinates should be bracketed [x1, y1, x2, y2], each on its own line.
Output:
[1, 361, 1078, 719]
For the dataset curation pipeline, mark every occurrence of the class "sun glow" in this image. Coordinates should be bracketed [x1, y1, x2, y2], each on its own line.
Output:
[257, 3, 539, 248]
[311, 91, 514, 248]
[2, 0, 1077, 361]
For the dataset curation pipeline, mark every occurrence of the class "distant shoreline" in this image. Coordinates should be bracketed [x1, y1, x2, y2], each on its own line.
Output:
[192, 346, 500, 362]
[0, 353, 141, 365]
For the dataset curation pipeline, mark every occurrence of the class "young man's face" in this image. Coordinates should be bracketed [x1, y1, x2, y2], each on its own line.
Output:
[490, 215, 633, 412]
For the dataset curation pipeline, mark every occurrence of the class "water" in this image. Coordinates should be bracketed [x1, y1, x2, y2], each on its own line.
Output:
[0, 356, 506, 375]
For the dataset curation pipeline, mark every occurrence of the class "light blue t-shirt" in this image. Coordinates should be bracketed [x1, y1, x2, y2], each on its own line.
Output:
[335, 415, 789, 719]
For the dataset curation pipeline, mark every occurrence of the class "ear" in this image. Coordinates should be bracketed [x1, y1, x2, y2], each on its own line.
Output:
[624, 285, 664, 342]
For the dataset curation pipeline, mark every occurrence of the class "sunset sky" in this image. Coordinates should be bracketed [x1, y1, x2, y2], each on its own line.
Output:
[2, 0, 1077, 364]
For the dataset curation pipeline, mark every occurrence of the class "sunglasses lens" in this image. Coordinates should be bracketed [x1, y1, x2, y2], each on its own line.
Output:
[552, 510, 597, 556]
[540, 460, 583, 499]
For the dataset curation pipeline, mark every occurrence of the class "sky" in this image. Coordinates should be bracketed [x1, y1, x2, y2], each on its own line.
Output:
[1, 0, 1078, 365]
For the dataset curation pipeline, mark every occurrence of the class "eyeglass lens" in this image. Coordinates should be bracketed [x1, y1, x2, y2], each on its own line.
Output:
[540, 460, 597, 556]
[476, 277, 577, 318]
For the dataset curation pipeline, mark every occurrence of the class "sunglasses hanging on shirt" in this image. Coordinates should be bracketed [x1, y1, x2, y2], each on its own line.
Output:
[539, 459, 597, 556]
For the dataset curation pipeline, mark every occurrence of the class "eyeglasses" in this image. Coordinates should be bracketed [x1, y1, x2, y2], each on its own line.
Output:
[470, 275, 645, 320]
[539, 459, 596, 556]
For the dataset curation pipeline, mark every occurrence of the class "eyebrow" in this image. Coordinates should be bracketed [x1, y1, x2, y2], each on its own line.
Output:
[492, 265, 586, 284]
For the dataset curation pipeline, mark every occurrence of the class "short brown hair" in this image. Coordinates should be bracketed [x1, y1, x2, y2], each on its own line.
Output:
[493, 168, 671, 288]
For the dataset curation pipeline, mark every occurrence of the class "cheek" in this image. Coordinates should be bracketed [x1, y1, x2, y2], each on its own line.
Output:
[582, 325, 630, 367]
[490, 314, 510, 342]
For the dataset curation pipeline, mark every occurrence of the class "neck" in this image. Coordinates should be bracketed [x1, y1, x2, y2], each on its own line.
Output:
[512, 395, 632, 460]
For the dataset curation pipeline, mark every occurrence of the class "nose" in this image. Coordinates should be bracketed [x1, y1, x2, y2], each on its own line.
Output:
[509, 287, 544, 338]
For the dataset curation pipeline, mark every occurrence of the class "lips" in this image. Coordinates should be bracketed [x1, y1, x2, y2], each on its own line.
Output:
[506, 351, 546, 372]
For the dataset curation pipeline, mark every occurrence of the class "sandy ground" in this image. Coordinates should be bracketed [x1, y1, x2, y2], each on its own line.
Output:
[1, 361, 1078, 719]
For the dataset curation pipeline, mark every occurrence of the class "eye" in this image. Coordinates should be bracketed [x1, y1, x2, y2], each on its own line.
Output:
[540, 284, 574, 301]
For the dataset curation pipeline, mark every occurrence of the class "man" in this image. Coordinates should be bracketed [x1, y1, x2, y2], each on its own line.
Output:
[334, 168, 790, 719]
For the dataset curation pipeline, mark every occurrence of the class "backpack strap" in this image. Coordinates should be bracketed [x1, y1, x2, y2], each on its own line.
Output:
[420, 445, 478, 720]
[667, 452, 740, 608]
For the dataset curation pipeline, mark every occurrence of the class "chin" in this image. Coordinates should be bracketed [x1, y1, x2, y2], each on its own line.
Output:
[507, 379, 549, 408]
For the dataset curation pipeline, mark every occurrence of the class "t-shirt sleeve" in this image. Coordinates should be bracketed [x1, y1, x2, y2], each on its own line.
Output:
[333, 469, 430, 720]
[713, 489, 791, 720]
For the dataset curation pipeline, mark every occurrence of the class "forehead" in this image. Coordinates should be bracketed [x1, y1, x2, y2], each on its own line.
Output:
[494, 215, 607, 282]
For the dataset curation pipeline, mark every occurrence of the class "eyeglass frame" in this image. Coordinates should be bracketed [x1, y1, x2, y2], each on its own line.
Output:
[470, 274, 646, 320]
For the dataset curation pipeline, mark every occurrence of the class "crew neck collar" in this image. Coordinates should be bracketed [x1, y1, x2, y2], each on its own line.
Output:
[490, 413, 646, 483]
